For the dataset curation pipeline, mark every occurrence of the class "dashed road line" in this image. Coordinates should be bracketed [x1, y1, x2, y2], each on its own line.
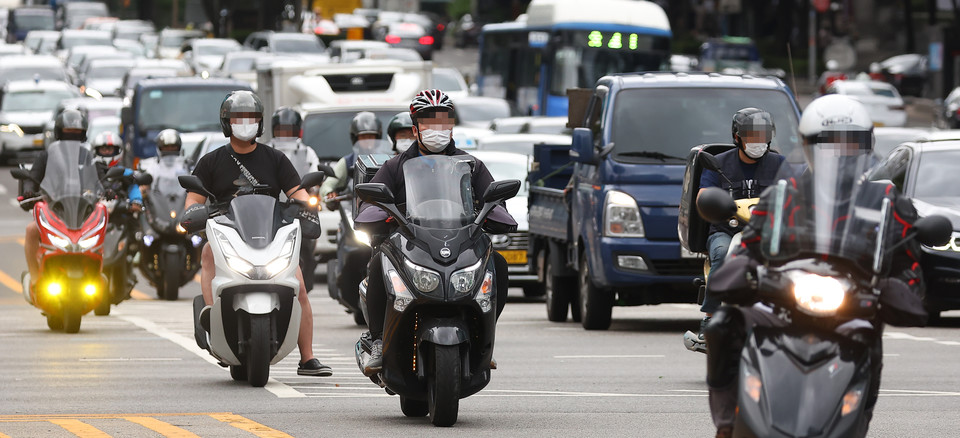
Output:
[123, 416, 201, 438]
[0, 269, 21, 294]
[208, 413, 293, 438]
[885, 331, 960, 347]
[48, 419, 111, 437]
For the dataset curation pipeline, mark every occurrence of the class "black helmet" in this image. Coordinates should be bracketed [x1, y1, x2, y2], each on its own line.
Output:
[219, 90, 264, 138]
[54, 108, 88, 141]
[155, 129, 182, 156]
[349, 111, 382, 143]
[387, 112, 414, 144]
[271, 107, 302, 137]
[731, 107, 775, 148]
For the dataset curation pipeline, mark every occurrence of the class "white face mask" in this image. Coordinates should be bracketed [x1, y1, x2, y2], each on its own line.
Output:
[231, 122, 259, 141]
[272, 137, 299, 150]
[419, 128, 451, 153]
[744, 142, 768, 159]
[394, 138, 415, 153]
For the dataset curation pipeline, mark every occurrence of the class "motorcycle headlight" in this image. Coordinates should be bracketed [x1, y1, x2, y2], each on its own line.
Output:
[214, 229, 255, 278]
[451, 259, 483, 296]
[264, 232, 298, 277]
[354, 229, 371, 247]
[78, 235, 100, 250]
[387, 269, 415, 311]
[786, 271, 848, 316]
[474, 271, 494, 313]
[48, 234, 70, 250]
[403, 258, 440, 293]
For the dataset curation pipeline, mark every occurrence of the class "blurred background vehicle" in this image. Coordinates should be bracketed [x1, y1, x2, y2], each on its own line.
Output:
[824, 79, 907, 127]
[451, 13, 481, 48]
[6, 6, 54, 43]
[57, 1, 109, 30]
[431, 67, 469, 99]
[376, 21, 434, 61]
[0, 55, 69, 86]
[156, 28, 203, 59]
[453, 96, 513, 128]
[181, 38, 242, 75]
[22, 29, 58, 54]
[873, 127, 936, 159]
[78, 58, 136, 98]
[870, 54, 928, 98]
[0, 79, 80, 163]
[476, 133, 571, 157]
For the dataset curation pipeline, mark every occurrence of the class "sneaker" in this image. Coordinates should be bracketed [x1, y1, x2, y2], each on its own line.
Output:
[363, 339, 383, 377]
[490, 357, 497, 370]
[715, 426, 733, 438]
[199, 305, 211, 332]
[298, 358, 333, 376]
[683, 317, 710, 354]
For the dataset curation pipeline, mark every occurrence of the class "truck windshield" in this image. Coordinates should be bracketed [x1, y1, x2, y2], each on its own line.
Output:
[302, 110, 397, 160]
[138, 87, 240, 133]
[610, 87, 802, 163]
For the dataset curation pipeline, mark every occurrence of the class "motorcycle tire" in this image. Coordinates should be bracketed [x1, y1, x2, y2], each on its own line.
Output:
[427, 344, 460, 427]
[523, 284, 545, 298]
[400, 396, 428, 417]
[326, 260, 339, 300]
[579, 255, 612, 330]
[352, 310, 366, 326]
[63, 303, 82, 334]
[163, 254, 181, 301]
[230, 365, 247, 381]
[545, 258, 572, 322]
[246, 314, 271, 387]
[94, 297, 111, 316]
[46, 313, 63, 331]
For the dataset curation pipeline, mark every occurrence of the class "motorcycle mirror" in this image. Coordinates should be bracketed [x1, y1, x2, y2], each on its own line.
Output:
[178, 175, 214, 201]
[134, 173, 153, 185]
[696, 187, 737, 224]
[105, 166, 125, 180]
[913, 215, 953, 247]
[299, 171, 325, 189]
[482, 179, 521, 203]
[10, 168, 33, 182]
[355, 183, 395, 205]
[317, 164, 335, 176]
[179, 205, 208, 233]
[699, 151, 722, 172]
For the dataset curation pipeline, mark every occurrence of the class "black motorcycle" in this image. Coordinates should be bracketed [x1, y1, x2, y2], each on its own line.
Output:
[354, 155, 519, 427]
[697, 148, 951, 437]
[138, 157, 202, 300]
[97, 166, 151, 315]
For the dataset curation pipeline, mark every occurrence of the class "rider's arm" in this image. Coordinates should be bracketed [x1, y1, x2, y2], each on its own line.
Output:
[24, 151, 48, 195]
[696, 169, 721, 202]
[318, 157, 347, 199]
[122, 169, 144, 205]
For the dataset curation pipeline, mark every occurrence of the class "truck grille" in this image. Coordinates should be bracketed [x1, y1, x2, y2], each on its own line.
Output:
[20, 125, 44, 135]
[322, 73, 393, 92]
[491, 232, 528, 250]
[650, 259, 703, 277]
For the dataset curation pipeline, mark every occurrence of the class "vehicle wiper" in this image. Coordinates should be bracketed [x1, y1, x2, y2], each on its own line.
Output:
[616, 151, 686, 161]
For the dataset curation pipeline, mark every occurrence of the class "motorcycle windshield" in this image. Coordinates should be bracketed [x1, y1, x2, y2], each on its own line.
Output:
[760, 143, 892, 272]
[39, 141, 103, 229]
[222, 194, 287, 249]
[148, 159, 190, 229]
[403, 155, 475, 228]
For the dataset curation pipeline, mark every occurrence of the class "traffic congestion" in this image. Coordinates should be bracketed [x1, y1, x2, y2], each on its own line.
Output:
[0, 0, 958, 436]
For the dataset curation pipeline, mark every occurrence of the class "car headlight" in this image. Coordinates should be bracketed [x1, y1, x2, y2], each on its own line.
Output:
[604, 190, 644, 237]
[0, 124, 24, 137]
[786, 271, 848, 316]
[451, 259, 483, 296]
[48, 234, 70, 250]
[403, 258, 440, 293]
[354, 229, 371, 247]
[78, 235, 100, 250]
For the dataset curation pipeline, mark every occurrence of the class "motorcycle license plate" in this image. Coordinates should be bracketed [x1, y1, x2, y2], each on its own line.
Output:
[680, 247, 703, 259]
[498, 250, 527, 265]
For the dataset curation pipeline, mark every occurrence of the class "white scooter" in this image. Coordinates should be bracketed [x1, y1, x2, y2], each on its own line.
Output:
[178, 172, 325, 387]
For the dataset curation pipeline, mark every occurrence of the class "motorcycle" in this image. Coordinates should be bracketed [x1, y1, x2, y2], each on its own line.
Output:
[12, 143, 110, 333]
[138, 155, 202, 300]
[178, 171, 325, 387]
[696, 147, 951, 437]
[96, 167, 152, 315]
[353, 155, 519, 426]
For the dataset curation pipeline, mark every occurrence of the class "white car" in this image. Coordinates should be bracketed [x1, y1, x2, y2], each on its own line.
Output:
[432, 67, 469, 100]
[476, 133, 571, 157]
[825, 80, 907, 127]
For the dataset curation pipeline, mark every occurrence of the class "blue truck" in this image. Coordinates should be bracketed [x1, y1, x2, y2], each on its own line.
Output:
[527, 72, 803, 330]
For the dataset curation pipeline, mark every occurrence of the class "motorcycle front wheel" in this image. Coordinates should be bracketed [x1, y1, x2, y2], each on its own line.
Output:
[62, 303, 82, 333]
[427, 344, 460, 427]
[246, 314, 271, 387]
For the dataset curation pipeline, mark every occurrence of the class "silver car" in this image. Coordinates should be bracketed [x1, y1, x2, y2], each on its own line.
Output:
[0, 80, 81, 162]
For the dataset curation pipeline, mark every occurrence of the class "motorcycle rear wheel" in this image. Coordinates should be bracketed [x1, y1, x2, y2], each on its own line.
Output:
[230, 365, 247, 381]
[163, 254, 181, 301]
[246, 314, 271, 387]
[400, 396, 428, 417]
[94, 297, 111, 316]
[427, 344, 460, 427]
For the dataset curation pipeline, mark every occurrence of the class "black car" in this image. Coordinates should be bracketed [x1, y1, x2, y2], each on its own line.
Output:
[870, 54, 927, 97]
[869, 140, 960, 321]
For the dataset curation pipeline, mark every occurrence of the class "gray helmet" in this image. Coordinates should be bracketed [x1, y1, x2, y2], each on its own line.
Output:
[349, 111, 382, 144]
[219, 90, 264, 138]
[731, 107, 775, 148]
[54, 108, 88, 141]
[155, 129, 182, 157]
[271, 107, 302, 137]
[387, 112, 414, 144]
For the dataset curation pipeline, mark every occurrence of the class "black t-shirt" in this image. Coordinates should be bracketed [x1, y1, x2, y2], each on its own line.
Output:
[190, 143, 301, 203]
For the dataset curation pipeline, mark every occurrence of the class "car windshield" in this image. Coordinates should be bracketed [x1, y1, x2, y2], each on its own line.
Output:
[456, 100, 510, 124]
[481, 158, 528, 195]
[869, 86, 898, 98]
[14, 13, 54, 30]
[273, 37, 324, 53]
[0, 66, 66, 82]
[433, 71, 464, 92]
[196, 43, 238, 57]
[611, 87, 803, 163]
[61, 36, 112, 49]
[874, 132, 926, 158]
[89, 65, 132, 79]
[914, 150, 960, 199]
[2, 89, 77, 111]
[302, 110, 397, 159]
[223, 57, 258, 72]
[161, 34, 191, 48]
[138, 87, 241, 133]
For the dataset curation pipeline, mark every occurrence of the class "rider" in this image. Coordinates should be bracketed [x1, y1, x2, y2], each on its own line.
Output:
[184, 90, 332, 377]
[702, 95, 925, 438]
[683, 108, 785, 353]
[139, 129, 185, 175]
[318, 111, 383, 204]
[22, 109, 90, 299]
[386, 112, 415, 154]
[354, 89, 517, 376]
[269, 107, 320, 178]
[92, 132, 144, 214]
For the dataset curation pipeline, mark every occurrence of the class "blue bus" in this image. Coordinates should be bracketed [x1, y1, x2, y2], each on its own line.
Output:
[478, 0, 672, 117]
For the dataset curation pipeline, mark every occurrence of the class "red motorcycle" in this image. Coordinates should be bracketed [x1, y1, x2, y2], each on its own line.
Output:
[13, 143, 110, 333]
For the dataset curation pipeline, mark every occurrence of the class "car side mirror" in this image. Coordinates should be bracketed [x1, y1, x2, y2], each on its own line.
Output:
[355, 182, 395, 205]
[699, 151, 722, 172]
[482, 179, 520, 203]
[135, 173, 153, 185]
[105, 166, 125, 180]
[570, 127, 595, 164]
[299, 171, 325, 189]
[914, 215, 953, 247]
[179, 204, 208, 233]
[696, 187, 737, 224]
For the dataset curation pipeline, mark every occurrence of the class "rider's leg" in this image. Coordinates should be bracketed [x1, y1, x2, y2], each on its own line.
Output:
[25, 222, 40, 280]
[702, 232, 732, 316]
[296, 266, 314, 361]
[200, 243, 214, 305]
[364, 251, 386, 339]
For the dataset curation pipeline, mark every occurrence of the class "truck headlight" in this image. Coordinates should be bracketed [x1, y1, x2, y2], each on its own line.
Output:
[451, 259, 483, 296]
[786, 271, 847, 316]
[604, 190, 644, 238]
[0, 124, 24, 137]
[403, 258, 440, 293]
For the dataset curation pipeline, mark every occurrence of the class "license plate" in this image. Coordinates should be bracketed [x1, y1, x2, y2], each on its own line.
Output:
[680, 246, 703, 259]
[33, 138, 43, 146]
[498, 249, 527, 265]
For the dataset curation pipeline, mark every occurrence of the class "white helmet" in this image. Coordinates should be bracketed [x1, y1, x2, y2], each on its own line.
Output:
[798, 95, 873, 142]
[92, 132, 123, 166]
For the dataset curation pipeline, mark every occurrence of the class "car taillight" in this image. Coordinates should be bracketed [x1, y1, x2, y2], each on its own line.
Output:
[385, 35, 401, 44]
[419, 36, 434, 45]
[437, 23, 445, 31]
[869, 73, 885, 81]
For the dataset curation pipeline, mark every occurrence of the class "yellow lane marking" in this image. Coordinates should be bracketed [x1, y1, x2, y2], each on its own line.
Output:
[0, 269, 22, 294]
[124, 416, 202, 438]
[131, 289, 152, 300]
[0, 431, 10, 438]
[48, 419, 111, 438]
[0, 413, 216, 421]
[209, 413, 294, 438]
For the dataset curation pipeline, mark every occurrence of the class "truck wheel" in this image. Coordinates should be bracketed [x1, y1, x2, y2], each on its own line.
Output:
[545, 258, 572, 322]
[579, 255, 612, 330]
[522, 284, 545, 298]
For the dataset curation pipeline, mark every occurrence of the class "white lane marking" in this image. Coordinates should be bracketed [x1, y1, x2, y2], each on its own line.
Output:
[883, 354, 900, 357]
[553, 355, 665, 359]
[885, 331, 959, 346]
[116, 314, 305, 398]
[79, 358, 183, 362]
